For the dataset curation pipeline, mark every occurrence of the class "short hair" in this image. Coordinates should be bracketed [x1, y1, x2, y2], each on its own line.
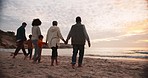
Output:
[29, 35, 32, 39]
[52, 21, 58, 26]
[32, 18, 42, 26]
[76, 16, 81, 23]
[22, 22, 27, 25]
[38, 35, 43, 39]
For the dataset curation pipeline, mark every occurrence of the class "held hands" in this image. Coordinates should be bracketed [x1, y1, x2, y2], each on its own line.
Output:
[44, 41, 47, 45]
[62, 39, 90, 47]
[64, 41, 67, 44]
[65, 40, 68, 44]
[65, 39, 69, 44]
[62, 39, 68, 44]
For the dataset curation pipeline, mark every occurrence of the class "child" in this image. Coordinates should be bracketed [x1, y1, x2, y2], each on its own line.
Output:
[33, 35, 46, 63]
[26, 35, 33, 60]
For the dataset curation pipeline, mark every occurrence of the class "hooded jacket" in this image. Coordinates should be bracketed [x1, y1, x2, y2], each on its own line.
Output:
[46, 26, 64, 48]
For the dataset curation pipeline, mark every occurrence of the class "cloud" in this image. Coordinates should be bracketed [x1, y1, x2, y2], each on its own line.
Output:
[125, 19, 148, 34]
[1, 0, 148, 48]
[91, 19, 148, 47]
[135, 40, 148, 43]
[92, 37, 119, 43]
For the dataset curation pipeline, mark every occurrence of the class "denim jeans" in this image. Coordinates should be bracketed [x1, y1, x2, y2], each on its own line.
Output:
[34, 47, 42, 62]
[32, 40, 39, 60]
[72, 45, 84, 65]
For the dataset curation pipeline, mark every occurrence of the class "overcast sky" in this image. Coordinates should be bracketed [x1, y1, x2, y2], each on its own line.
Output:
[0, 0, 148, 48]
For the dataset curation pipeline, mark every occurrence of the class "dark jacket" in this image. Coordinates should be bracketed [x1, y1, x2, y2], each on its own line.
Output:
[16, 26, 26, 41]
[67, 23, 90, 45]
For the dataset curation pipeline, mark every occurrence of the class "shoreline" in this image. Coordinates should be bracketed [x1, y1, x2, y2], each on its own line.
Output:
[1, 49, 148, 62]
[0, 51, 148, 78]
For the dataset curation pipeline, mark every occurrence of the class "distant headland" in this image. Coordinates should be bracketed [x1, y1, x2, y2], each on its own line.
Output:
[0, 30, 72, 49]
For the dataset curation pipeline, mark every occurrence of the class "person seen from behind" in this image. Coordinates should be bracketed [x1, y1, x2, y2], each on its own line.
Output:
[33, 35, 46, 63]
[46, 21, 66, 66]
[13, 22, 28, 59]
[66, 16, 91, 69]
[26, 34, 33, 60]
[31, 18, 42, 61]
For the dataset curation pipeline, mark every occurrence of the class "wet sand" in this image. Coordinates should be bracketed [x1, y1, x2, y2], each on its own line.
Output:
[0, 51, 148, 78]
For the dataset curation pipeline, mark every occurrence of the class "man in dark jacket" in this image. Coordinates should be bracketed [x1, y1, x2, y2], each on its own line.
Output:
[13, 22, 27, 59]
[66, 16, 91, 68]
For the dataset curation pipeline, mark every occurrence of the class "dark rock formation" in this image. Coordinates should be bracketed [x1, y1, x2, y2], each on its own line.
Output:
[0, 30, 16, 48]
[0, 30, 72, 49]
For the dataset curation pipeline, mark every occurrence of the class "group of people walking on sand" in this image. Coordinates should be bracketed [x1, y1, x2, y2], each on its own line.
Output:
[12, 16, 91, 68]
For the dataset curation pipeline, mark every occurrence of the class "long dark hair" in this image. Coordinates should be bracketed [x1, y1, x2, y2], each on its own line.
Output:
[32, 18, 42, 26]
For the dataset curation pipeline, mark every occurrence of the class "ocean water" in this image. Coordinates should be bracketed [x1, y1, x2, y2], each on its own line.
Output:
[1, 48, 148, 60]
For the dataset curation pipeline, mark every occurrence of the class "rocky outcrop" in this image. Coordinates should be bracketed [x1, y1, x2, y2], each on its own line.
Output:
[0, 30, 72, 48]
[0, 30, 16, 48]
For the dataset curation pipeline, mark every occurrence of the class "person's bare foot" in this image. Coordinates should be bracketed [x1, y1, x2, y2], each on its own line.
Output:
[72, 64, 75, 69]
[32, 61, 36, 64]
[38, 60, 41, 63]
[78, 64, 82, 67]
[24, 55, 27, 60]
[56, 61, 59, 65]
[10, 53, 14, 56]
[12, 55, 15, 59]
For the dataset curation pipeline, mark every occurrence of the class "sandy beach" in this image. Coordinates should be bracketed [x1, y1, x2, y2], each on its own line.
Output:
[0, 51, 148, 78]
